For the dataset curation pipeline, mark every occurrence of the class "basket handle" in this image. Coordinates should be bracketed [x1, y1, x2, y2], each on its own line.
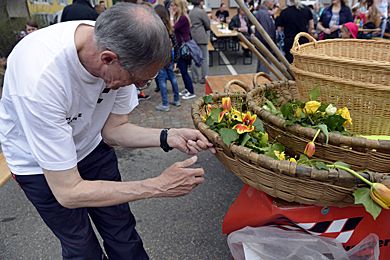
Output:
[252, 72, 273, 88]
[223, 79, 251, 93]
[292, 32, 317, 51]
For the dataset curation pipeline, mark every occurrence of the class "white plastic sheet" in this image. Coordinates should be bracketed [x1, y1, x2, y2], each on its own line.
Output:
[228, 226, 379, 260]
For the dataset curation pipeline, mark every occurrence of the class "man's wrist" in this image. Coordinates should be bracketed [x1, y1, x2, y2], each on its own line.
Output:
[160, 128, 173, 152]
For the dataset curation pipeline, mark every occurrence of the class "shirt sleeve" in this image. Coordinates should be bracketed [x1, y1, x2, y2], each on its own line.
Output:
[112, 84, 138, 115]
[11, 86, 77, 171]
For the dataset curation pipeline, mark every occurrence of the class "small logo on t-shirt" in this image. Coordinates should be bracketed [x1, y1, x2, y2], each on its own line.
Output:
[66, 113, 82, 124]
[97, 88, 111, 104]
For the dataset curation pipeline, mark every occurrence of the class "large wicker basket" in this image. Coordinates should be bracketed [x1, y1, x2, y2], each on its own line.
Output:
[247, 80, 390, 173]
[291, 32, 390, 86]
[191, 81, 390, 207]
[291, 66, 390, 135]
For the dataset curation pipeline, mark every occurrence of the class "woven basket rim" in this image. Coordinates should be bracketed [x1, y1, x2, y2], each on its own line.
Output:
[291, 66, 390, 91]
[290, 34, 390, 68]
[247, 81, 390, 151]
[191, 94, 390, 185]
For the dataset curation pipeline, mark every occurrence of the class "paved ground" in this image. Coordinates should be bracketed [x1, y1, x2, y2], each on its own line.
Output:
[0, 50, 258, 259]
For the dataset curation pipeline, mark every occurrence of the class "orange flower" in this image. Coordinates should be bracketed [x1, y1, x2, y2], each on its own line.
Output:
[304, 141, 315, 158]
[218, 97, 232, 123]
[233, 112, 256, 134]
[370, 183, 390, 209]
[221, 97, 231, 111]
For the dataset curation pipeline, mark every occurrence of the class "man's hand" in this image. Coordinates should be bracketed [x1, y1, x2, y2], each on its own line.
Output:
[153, 156, 204, 197]
[167, 128, 216, 155]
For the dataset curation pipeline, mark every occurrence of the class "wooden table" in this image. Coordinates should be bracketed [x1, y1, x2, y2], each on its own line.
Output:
[205, 73, 272, 94]
[210, 23, 238, 38]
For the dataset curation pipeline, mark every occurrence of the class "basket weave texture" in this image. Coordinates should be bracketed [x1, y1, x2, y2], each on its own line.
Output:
[247, 81, 390, 173]
[291, 32, 390, 86]
[191, 83, 390, 207]
[290, 33, 390, 135]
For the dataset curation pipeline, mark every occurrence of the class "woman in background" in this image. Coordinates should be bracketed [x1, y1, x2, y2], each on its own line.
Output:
[154, 4, 181, 112]
[317, 0, 353, 39]
[172, 0, 196, 100]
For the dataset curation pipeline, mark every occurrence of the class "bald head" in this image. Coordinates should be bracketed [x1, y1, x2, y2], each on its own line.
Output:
[95, 3, 171, 74]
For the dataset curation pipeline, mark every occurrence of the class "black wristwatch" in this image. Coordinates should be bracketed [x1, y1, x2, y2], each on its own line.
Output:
[160, 128, 173, 152]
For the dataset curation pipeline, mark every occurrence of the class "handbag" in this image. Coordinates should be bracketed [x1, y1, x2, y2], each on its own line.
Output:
[179, 43, 192, 62]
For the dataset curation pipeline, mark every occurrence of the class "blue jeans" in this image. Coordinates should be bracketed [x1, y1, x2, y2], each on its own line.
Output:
[156, 63, 180, 106]
[14, 141, 149, 260]
[177, 57, 194, 94]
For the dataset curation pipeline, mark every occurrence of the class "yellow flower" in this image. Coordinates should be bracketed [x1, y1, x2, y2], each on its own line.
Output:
[294, 107, 303, 118]
[221, 97, 231, 112]
[303, 101, 321, 115]
[274, 150, 286, 160]
[336, 107, 353, 127]
[289, 158, 297, 163]
[232, 111, 257, 134]
[230, 108, 243, 122]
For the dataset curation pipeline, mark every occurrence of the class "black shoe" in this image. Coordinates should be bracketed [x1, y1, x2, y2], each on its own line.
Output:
[154, 87, 160, 92]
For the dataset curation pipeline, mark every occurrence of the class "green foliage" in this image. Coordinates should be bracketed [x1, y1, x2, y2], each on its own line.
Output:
[354, 188, 382, 220]
[219, 128, 239, 145]
[309, 87, 320, 101]
[203, 95, 213, 104]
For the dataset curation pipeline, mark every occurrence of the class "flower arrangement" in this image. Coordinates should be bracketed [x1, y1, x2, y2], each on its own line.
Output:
[263, 87, 353, 147]
[202, 95, 286, 161]
[203, 94, 389, 219]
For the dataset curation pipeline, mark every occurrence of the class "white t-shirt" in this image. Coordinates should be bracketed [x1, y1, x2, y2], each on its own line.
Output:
[0, 21, 138, 175]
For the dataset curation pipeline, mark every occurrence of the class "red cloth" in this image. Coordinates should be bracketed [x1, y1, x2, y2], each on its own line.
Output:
[223, 185, 390, 259]
[344, 22, 359, 39]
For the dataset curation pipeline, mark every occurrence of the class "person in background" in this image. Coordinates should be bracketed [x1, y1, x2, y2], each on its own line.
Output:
[216, 3, 230, 23]
[154, 4, 181, 111]
[276, 0, 314, 63]
[61, 0, 99, 22]
[228, 8, 252, 38]
[189, 0, 210, 84]
[0, 3, 214, 259]
[341, 21, 358, 38]
[365, 0, 382, 28]
[26, 19, 39, 34]
[254, 0, 276, 73]
[172, 0, 196, 100]
[317, 0, 353, 39]
[352, 5, 367, 27]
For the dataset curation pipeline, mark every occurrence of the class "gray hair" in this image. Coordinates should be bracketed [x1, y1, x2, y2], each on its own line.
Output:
[95, 2, 171, 73]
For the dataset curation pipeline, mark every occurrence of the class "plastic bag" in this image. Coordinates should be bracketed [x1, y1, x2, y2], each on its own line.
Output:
[228, 226, 379, 260]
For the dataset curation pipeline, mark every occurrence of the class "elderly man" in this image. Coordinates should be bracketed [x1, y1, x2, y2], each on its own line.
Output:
[0, 3, 214, 259]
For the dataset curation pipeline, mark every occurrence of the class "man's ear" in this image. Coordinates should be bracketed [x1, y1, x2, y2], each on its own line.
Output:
[100, 50, 119, 65]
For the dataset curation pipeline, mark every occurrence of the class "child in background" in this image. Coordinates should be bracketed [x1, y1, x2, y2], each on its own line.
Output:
[352, 5, 367, 27]
[341, 22, 358, 38]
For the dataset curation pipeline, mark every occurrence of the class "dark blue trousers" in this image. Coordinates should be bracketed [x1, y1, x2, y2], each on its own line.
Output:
[14, 141, 149, 260]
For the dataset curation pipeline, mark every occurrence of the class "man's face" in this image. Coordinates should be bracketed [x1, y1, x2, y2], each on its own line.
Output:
[103, 61, 159, 90]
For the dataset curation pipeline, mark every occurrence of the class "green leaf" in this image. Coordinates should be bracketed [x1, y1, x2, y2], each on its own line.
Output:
[240, 133, 251, 146]
[325, 114, 346, 132]
[219, 128, 239, 145]
[314, 161, 329, 170]
[205, 116, 215, 126]
[209, 108, 221, 123]
[203, 95, 213, 104]
[253, 118, 264, 132]
[315, 124, 329, 144]
[259, 132, 269, 147]
[309, 87, 320, 101]
[280, 103, 295, 120]
[334, 161, 351, 169]
[353, 188, 382, 220]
